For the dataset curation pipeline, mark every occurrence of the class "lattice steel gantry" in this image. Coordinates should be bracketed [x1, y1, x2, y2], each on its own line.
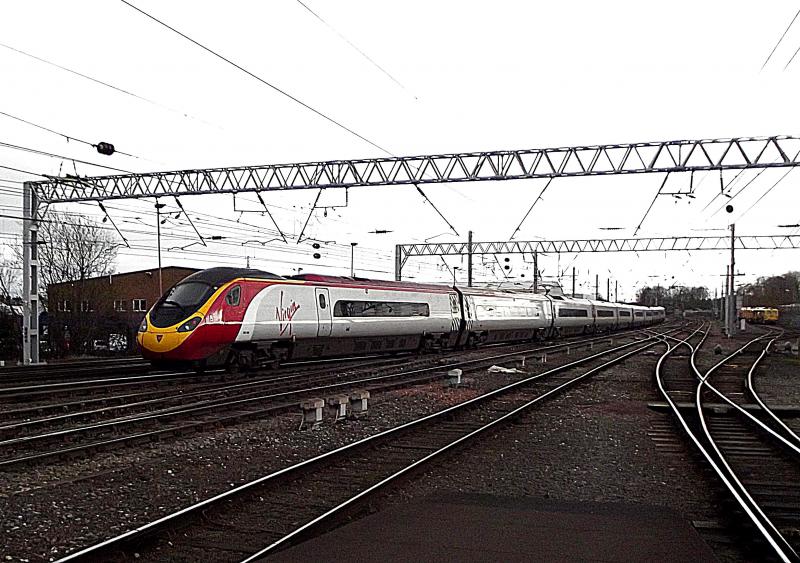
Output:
[394, 234, 800, 281]
[27, 135, 800, 203]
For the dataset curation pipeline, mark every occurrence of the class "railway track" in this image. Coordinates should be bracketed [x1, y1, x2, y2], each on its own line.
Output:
[53, 325, 680, 562]
[0, 353, 420, 403]
[0, 330, 657, 469]
[0, 356, 150, 384]
[655, 325, 800, 562]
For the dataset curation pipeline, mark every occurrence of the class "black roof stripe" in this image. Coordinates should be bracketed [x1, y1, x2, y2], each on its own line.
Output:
[179, 267, 283, 288]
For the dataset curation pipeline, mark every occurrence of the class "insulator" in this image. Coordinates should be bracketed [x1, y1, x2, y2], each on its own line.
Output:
[96, 142, 115, 156]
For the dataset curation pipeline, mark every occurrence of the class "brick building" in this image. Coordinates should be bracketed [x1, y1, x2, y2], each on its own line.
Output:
[47, 266, 197, 356]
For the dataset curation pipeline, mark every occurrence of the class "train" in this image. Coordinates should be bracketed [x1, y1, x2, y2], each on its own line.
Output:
[137, 267, 666, 370]
[739, 307, 779, 325]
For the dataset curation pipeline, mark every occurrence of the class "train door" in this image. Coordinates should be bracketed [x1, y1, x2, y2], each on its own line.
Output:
[223, 284, 244, 322]
[315, 288, 332, 337]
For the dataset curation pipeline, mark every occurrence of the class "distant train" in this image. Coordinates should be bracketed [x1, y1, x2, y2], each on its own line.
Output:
[739, 307, 779, 325]
[137, 267, 665, 370]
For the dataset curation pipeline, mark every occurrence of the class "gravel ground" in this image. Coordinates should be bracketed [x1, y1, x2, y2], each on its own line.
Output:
[1, 337, 628, 562]
[5, 324, 792, 562]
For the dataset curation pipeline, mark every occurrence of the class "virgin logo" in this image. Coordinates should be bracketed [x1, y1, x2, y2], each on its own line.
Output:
[276, 291, 301, 336]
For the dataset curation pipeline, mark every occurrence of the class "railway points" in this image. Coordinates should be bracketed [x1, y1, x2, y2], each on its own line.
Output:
[655, 326, 800, 561]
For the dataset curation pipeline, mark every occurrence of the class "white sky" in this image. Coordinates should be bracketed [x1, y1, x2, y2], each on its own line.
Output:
[1, 0, 800, 301]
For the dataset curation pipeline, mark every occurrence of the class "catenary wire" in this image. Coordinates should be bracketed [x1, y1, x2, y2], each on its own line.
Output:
[117, 0, 458, 235]
[119, 0, 392, 156]
[0, 41, 217, 128]
[0, 140, 133, 174]
[761, 7, 800, 70]
[0, 111, 141, 159]
[293, 0, 412, 94]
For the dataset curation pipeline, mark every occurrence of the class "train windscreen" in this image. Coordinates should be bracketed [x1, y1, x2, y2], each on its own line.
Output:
[150, 282, 216, 328]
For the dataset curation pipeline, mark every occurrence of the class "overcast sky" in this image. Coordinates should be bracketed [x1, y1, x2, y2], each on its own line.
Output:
[1, 0, 800, 301]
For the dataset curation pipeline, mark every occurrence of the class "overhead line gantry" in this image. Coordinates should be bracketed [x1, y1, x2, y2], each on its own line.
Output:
[394, 233, 800, 281]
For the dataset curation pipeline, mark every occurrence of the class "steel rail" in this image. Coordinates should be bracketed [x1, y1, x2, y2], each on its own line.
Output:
[243, 331, 674, 560]
[54, 327, 676, 562]
[692, 334, 799, 561]
[0, 355, 416, 433]
[690, 332, 800, 456]
[0, 369, 211, 396]
[655, 326, 795, 563]
[0, 332, 654, 467]
[0, 329, 653, 452]
[746, 338, 800, 448]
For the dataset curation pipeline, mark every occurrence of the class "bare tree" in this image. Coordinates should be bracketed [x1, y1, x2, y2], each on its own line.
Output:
[0, 256, 19, 302]
[0, 255, 21, 360]
[14, 211, 119, 300]
[13, 211, 119, 355]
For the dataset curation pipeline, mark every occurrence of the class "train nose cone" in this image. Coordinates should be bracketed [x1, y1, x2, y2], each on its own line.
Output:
[139, 330, 187, 353]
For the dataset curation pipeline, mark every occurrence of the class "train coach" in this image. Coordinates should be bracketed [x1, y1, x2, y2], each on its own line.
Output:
[137, 267, 665, 370]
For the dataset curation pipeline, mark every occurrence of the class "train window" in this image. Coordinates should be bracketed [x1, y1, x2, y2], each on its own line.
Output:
[334, 300, 430, 318]
[634, 312, 644, 317]
[558, 308, 589, 318]
[596, 310, 614, 317]
[225, 286, 241, 307]
[319, 294, 326, 309]
[619, 311, 631, 317]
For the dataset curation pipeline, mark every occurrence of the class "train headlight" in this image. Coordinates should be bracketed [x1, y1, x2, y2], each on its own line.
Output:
[138, 317, 148, 333]
[177, 316, 202, 333]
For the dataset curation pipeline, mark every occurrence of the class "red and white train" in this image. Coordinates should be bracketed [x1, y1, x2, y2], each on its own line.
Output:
[137, 267, 665, 369]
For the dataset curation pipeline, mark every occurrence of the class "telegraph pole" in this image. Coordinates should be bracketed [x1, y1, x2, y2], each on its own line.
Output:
[595, 274, 599, 300]
[615, 280, 618, 302]
[467, 230, 473, 287]
[155, 201, 165, 295]
[533, 251, 538, 293]
[729, 224, 737, 335]
[724, 265, 729, 332]
[607, 278, 610, 301]
[572, 267, 576, 297]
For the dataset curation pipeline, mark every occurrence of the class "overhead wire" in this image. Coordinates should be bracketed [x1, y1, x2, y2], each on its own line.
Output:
[118, 0, 458, 235]
[0, 111, 141, 159]
[0, 41, 217, 128]
[119, 0, 392, 156]
[735, 166, 798, 221]
[0, 164, 47, 177]
[0, 140, 133, 174]
[760, 6, 800, 70]
[708, 168, 769, 218]
[293, 0, 413, 96]
[633, 173, 671, 236]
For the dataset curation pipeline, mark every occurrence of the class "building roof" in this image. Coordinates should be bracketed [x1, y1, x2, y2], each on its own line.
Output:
[48, 266, 198, 288]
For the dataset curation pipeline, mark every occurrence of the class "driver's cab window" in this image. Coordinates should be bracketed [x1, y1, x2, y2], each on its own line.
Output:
[226, 285, 241, 306]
